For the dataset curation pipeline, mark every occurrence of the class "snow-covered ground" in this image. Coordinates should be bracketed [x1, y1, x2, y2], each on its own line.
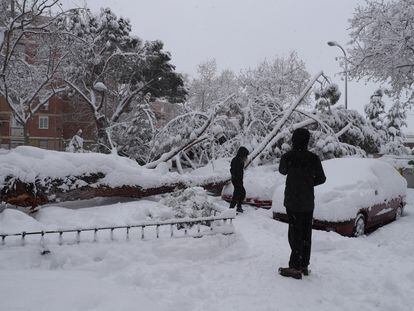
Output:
[1, 191, 414, 311]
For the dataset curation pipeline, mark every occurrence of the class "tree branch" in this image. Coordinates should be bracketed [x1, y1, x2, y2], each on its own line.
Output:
[145, 94, 235, 169]
[246, 71, 323, 167]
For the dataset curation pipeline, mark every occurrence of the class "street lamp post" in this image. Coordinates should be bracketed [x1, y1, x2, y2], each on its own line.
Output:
[327, 41, 348, 109]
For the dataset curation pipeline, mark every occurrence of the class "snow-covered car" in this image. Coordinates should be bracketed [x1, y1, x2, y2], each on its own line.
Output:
[222, 158, 407, 236]
[273, 158, 407, 236]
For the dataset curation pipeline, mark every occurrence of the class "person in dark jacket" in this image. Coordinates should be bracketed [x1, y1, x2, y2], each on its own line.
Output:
[229, 146, 249, 213]
[278, 128, 326, 279]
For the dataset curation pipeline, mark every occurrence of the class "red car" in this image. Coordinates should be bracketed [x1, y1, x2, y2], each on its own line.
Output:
[272, 196, 405, 237]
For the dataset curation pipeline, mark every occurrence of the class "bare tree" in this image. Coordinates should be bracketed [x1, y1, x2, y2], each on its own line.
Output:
[0, 0, 73, 143]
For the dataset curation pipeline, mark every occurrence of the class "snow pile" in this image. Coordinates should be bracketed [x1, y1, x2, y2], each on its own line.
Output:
[161, 187, 221, 220]
[222, 164, 285, 200]
[272, 158, 407, 221]
[0, 200, 174, 235]
[0, 146, 229, 191]
[39, 201, 174, 229]
[0, 208, 47, 233]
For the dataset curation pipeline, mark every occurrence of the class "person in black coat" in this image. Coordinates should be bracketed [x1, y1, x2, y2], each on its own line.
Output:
[229, 146, 249, 213]
[278, 128, 326, 279]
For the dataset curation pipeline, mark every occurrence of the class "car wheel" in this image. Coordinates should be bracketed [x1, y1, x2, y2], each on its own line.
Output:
[354, 213, 366, 237]
[396, 205, 404, 218]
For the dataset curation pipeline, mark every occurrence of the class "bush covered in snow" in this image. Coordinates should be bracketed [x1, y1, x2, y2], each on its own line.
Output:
[161, 187, 219, 222]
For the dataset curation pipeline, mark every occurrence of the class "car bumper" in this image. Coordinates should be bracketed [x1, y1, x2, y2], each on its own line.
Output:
[272, 212, 355, 237]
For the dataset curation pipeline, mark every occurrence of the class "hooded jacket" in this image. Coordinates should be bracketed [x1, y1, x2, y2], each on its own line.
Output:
[230, 147, 249, 185]
[279, 128, 326, 213]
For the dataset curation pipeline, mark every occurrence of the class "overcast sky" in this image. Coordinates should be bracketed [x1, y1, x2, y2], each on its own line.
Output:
[62, 0, 414, 131]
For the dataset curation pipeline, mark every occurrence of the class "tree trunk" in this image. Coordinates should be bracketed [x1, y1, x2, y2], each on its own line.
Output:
[1, 172, 230, 209]
[23, 123, 29, 145]
[96, 116, 111, 153]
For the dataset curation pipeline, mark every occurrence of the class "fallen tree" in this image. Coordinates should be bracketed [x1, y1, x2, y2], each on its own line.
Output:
[0, 71, 361, 211]
[2, 173, 228, 213]
[0, 147, 230, 212]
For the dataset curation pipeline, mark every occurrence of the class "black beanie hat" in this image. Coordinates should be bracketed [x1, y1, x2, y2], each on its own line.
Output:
[236, 146, 249, 158]
[292, 128, 310, 150]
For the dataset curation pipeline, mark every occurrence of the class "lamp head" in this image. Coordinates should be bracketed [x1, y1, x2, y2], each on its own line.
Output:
[327, 41, 337, 47]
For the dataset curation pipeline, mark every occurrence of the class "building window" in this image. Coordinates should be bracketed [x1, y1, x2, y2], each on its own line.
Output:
[39, 116, 49, 129]
[38, 140, 48, 149]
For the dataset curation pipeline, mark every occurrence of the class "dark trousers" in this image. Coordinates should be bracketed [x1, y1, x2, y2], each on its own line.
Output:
[287, 211, 313, 269]
[229, 180, 246, 209]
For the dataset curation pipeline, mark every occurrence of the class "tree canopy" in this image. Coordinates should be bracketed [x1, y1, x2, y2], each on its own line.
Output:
[348, 0, 414, 103]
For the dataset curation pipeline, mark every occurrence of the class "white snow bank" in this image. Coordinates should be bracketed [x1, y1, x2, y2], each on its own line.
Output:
[272, 158, 407, 221]
[0, 146, 229, 190]
[37, 201, 174, 229]
[0, 192, 231, 237]
[222, 164, 285, 200]
[0, 192, 413, 311]
[0, 200, 172, 234]
[0, 208, 47, 233]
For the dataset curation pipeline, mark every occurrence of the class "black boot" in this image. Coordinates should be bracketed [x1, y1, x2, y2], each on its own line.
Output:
[301, 266, 310, 276]
[278, 267, 302, 279]
[236, 206, 244, 213]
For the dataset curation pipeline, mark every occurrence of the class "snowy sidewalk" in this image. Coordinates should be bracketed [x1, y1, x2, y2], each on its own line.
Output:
[1, 192, 414, 311]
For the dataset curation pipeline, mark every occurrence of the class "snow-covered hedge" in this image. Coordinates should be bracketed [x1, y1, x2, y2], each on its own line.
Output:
[272, 158, 407, 221]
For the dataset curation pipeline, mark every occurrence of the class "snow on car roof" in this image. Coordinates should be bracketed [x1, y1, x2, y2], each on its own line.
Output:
[273, 158, 407, 222]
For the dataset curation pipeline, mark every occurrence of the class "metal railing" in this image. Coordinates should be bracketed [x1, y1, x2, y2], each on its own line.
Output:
[1, 214, 235, 247]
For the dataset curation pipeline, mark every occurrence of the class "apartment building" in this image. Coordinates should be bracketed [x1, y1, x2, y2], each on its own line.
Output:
[0, 94, 96, 150]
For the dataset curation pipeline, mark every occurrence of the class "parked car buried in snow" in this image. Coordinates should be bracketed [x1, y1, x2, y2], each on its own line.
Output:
[222, 158, 407, 237]
[275, 158, 408, 236]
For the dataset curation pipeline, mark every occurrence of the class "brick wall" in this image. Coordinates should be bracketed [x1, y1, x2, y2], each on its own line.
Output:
[0, 95, 96, 150]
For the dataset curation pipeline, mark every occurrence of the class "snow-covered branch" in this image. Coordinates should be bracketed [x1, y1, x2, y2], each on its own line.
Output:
[335, 122, 353, 138]
[246, 71, 323, 167]
[145, 94, 235, 169]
